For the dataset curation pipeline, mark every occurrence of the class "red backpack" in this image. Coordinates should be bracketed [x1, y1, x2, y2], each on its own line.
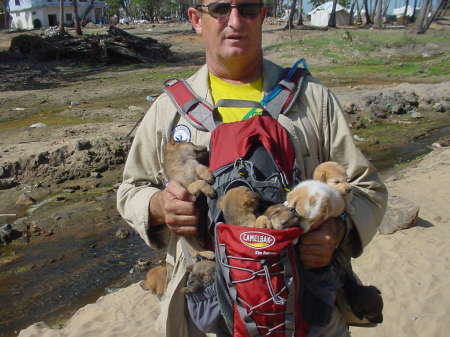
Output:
[165, 59, 312, 337]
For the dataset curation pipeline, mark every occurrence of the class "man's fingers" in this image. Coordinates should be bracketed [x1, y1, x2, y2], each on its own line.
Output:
[166, 180, 196, 202]
[166, 224, 198, 236]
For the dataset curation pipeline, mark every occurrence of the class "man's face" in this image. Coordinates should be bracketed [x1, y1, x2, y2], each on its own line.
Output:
[190, 0, 267, 64]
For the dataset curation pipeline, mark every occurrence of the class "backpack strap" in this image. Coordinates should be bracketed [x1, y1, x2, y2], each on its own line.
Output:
[263, 58, 310, 120]
[164, 78, 217, 132]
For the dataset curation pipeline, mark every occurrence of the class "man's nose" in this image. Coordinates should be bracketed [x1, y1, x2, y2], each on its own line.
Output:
[227, 7, 244, 26]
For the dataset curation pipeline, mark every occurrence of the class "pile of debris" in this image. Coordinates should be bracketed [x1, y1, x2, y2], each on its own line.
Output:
[9, 26, 172, 64]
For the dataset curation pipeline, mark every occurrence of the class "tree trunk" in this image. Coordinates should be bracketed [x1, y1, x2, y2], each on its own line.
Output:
[371, 0, 379, 20]
[374, 0, 383, 27]
[402, 0, 410, 24]
[363, 0, 372, 24]
[73, 0, 82, 35]
[383, 0, 391, 16]
[424, 0, 447, 30]
[328, 0, 338, 27]
[415, 0, 432, 33]
[284, 0, 298, 30]
[349, 0, 357, 25]
[59, 0, 65, 32]
[411, 0, 419, 21]
[81, 0, 95, 24]
[297, 0, 304, 25]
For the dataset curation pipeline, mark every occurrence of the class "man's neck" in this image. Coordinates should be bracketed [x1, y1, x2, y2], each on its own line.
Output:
[206, 55, 263, 84]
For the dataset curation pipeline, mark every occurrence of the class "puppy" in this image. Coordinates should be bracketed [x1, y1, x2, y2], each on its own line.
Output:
[254, 203, 300, 230]
[285, 180, 345, 233]
[313, 161, 354, 215]
[184, 259, 216, 294]
[217, 186, 260, 227]
[163, 139, 215, 198]
[141, 265, 167, 296]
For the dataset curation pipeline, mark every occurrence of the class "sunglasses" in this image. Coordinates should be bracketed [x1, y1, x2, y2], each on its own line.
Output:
[196, 2, 263, 19]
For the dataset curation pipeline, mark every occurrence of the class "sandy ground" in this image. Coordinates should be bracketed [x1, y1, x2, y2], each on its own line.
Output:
[17, 147, 450, 337]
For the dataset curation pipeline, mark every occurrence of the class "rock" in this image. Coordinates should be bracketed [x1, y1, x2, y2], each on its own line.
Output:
[134, 258, 152, 272]
[63, 188, 76, 194]
[0, 178, 18, 190]
[379, 195, 420, 235]
[76, 140, 92, 151]
[70, 101, 80, 106]
[0, 224, 13, 246]
[432, 135, 450, 148]
[29, 122, 47, 128]
[409, 111, 424, 119]
[91, 172, 102, 178]
[16, 193, 37, 206]
[433, 102, 445, 112]
[353, 134, 367, 142]
[115, 228, 130, 240]
[127, 105, 142, 112]
[344, 103, 358, 114]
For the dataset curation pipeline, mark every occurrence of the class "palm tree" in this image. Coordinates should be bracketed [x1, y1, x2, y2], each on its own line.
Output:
[284, 0, 298, 30]
[328, 0, 338, 27]
[73, 0, 82, 35]
[374, 0, 383, 27]
[59, 0, 65, 32]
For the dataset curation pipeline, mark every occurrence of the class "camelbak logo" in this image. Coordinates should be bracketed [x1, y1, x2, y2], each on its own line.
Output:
[240, 231, 275, 250]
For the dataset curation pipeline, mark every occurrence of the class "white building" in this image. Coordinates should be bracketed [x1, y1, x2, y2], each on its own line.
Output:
[392, 5, 418, 17]
[7, 0, 106, 30]
[308, 1, 350, 27]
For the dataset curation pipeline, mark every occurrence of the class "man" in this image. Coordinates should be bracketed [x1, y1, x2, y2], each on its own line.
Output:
[117, 1, 387, 336]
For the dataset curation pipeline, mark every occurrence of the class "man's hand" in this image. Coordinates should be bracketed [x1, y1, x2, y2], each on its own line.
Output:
[298, 217, 345, 269]
[149, 180, 199, 237]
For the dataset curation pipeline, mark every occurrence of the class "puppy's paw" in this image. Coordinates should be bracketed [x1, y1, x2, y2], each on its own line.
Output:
[254, 215, 272, 228]
[141, 265, 167, 296]
[184, 260, 216, 294]
[195, 164, 215, 184]
[187, 180, 216, 198]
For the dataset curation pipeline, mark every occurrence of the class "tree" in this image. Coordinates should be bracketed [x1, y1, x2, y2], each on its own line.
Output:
[374, 0, 383, 27]
[297, 0, 304, 25]
[73, 0, 82, 35]
[415, 0, 432, 33]
[363, 0, 372, 24]
[349, 0, 358, 25]
[402, 0, 410, 24]
[284, 0, 297, 30]
[328, 0, 338, 27]
[59, 0, 65, 32]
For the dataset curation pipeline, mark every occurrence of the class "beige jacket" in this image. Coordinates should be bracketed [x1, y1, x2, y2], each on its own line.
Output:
[117, 59, 388, 337]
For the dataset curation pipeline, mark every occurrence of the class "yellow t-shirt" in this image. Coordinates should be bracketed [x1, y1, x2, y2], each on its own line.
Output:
[209, 72, 263, 123]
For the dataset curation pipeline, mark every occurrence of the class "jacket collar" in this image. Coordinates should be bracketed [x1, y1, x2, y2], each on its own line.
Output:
[186, 59, 285, 106]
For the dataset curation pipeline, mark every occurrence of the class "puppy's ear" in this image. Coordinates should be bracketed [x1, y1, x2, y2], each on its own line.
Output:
[313, 169, 326, 182]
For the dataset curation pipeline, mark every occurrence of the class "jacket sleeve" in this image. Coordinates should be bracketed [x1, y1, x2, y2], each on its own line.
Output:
[322, 89, 388, 257]
[116, 95, 173, 248]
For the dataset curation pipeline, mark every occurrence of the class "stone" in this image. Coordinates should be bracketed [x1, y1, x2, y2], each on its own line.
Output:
[379, 195, 420, 235]
[76, 140, 92, 151]
[433, 102, 445, 112]
[16, 193, 37, 206]
[115, 228, 130, 240]
[0, 224, 13, 245]
[29, 122, 47, 128]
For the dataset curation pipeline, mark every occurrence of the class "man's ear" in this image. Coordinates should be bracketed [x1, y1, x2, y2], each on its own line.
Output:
[188, 7, 202, 34]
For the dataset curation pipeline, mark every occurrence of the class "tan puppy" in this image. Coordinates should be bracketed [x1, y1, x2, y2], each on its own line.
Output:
[218, 186, 260, 227]
[313, 161, 354, 215]
[163, 139, 215, 198]
[141, 265, 167, 296]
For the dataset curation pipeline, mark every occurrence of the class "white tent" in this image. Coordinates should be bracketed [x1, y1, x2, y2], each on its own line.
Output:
[308, 1, 350, 27]
[392, 5, 418, 17]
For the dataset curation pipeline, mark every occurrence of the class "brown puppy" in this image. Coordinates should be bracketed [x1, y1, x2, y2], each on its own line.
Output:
[141, 265, 167, 296]
[217, 186, 260, 227]
[163, 139, 215, 198]
[184, 259, 216, 294]
[313, 161, 354, 215]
